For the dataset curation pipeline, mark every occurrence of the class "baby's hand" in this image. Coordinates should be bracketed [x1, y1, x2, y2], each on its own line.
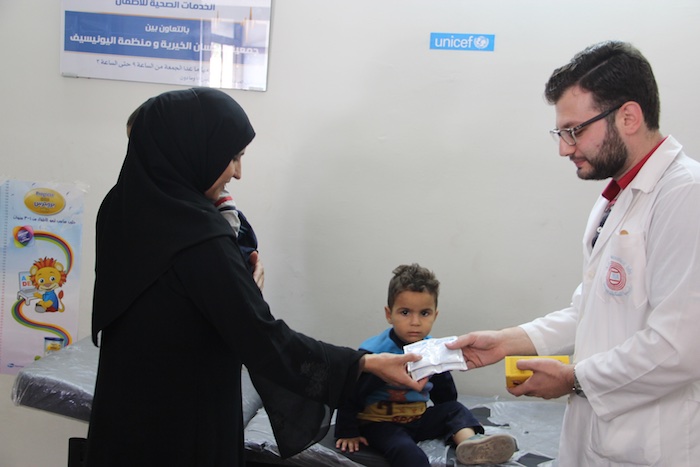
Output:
[335, 436, 368, 453]
[249, 250, 264, 291]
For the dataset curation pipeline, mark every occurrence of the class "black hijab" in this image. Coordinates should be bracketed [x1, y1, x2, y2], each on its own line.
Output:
[92, 88, 255, 343]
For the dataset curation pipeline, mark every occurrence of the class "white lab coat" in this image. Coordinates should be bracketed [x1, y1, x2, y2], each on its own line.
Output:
[521, 136, 700, 466]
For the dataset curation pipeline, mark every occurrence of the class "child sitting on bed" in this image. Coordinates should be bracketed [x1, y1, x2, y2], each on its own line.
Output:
[334, 264, 517, 466]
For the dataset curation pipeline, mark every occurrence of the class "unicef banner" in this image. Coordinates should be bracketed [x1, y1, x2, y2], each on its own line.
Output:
[0, 180, 85, 375]
[61, 0, 272, 91]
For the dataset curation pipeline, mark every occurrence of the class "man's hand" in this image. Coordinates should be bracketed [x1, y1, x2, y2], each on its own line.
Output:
[360, 353, 427, 392]
[445, 327, 537, 369]
[336, 436, 368, 453]
[508, 360, 574, 400]
[445, 331, 507, 369]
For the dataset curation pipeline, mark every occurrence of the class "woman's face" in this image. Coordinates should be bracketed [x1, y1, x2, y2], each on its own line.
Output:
[204, 149, 245, 201]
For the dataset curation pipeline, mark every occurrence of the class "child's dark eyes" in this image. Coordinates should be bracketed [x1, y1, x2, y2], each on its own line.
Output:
[398, 309, 433, 317]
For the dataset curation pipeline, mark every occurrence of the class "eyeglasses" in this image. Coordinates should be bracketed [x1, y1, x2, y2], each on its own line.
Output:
[549, 104, 622, 146]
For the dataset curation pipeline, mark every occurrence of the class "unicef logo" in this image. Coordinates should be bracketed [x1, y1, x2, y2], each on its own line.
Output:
[473, 36, 490, 50]
[430, 33, 495, 52]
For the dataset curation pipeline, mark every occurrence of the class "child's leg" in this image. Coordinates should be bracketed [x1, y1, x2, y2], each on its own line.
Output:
[453, 427, 477, 444]
[416, 401, 517, 465]
[455, 433, 517, 465]
[412, 400, 482, 442]
[452, 403, 517, 465]
[360, 422, 430, 467]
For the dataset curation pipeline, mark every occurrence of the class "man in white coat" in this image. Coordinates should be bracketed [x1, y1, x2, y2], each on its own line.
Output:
[447, 41, 700, 466]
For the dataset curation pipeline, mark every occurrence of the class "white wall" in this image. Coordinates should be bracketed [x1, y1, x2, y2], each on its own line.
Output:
[2, 1, 699, 465]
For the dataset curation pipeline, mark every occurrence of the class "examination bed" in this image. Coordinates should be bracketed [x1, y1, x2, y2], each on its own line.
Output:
[11, 337, 565, 466]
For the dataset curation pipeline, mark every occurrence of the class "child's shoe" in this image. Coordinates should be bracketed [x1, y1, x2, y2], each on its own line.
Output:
[456, 433, 517, 465]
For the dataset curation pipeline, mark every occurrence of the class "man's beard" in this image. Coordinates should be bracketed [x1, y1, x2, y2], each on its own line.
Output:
[579, 123, 628, 180]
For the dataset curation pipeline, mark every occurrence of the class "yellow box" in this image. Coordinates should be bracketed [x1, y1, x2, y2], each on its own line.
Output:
[505, 355, 570, 388]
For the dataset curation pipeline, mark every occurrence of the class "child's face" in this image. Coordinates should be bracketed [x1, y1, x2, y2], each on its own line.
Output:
[385, 290, 438, 344]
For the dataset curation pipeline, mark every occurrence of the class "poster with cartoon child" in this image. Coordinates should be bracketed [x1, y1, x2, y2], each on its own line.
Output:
[0, 179, 84, 375]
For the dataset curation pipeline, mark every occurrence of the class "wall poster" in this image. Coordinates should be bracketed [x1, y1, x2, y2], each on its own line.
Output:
[0, 179, 85, 375]
[61, 0, 272, 91]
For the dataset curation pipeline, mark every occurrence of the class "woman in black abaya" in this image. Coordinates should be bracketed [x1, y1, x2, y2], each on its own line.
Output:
[85, 88, 423, 466]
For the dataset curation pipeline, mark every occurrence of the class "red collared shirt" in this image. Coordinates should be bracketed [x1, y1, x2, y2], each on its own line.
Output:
[601, 137, 667, 201]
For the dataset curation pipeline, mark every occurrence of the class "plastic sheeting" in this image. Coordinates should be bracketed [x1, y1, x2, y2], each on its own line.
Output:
[244, 396, 565, 466]
[12, 336, 565, 466]
[11, 337, 97, 421]
[11, 336, 263, 426]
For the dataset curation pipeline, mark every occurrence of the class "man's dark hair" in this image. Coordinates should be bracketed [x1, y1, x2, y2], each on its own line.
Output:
[545, 41, 660, 130]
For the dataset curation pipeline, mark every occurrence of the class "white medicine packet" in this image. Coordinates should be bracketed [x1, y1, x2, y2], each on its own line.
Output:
[404, 336, 467, 381]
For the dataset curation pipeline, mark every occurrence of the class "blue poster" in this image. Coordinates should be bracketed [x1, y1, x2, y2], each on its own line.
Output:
[61, 0, 272, 91]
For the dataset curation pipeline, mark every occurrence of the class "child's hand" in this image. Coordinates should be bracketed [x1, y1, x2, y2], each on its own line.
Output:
[336, 436, 368, 453]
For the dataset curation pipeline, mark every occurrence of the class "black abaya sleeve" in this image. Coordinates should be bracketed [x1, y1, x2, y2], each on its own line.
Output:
[172, 237, 364, 458]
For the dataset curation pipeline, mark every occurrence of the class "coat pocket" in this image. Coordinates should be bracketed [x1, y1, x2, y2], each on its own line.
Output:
[596, 231, 648, 309]
[590, 403, 660, 464]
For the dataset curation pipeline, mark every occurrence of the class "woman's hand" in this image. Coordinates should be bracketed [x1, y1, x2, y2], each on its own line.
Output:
[360, 353, 427, 391]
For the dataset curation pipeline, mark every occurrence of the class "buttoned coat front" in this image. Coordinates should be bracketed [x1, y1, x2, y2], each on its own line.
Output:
[522, 136, 700, 466]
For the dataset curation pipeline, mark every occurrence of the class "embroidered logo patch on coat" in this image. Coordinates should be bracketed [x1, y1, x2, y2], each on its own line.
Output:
[605, 259, 629, 295]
